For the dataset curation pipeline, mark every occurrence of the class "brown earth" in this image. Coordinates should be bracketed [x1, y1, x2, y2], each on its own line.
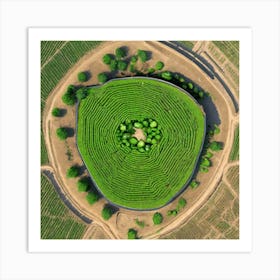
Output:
[41, 40, 239, 239]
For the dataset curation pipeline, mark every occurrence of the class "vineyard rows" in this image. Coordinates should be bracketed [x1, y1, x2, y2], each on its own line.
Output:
[41, 174, 87, 239]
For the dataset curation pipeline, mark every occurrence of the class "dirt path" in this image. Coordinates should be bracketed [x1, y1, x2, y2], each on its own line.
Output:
[42, 41, 239, 239]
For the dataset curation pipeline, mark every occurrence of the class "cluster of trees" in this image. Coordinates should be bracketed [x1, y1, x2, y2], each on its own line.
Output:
[167, 197, 187, 217]
[116, 118, 162, 153]
[198, 126, 223, 173]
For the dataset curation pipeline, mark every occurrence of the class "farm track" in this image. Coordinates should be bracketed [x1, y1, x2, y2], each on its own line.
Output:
[42, 41, 239, 239]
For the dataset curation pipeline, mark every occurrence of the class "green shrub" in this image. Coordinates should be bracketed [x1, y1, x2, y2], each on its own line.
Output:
[56, 127, 68, 140]
[115, 47, 126, 60]
[129, 64, 135, 73]
[199, 166, 209, 173]
[62, 91, 76, 106]
[190, 180, 199, 189]
[77, 177, 90, 192]
[167, 210, 177, 216]
[102, 54, 113, 65]
[130, 55, 138, 63]
[52, 107, 61, 117]
[187, 82, 193, 90]
[214, 124, 220, 135]
[66, 166, 80, 178]
[148, 68, 155, 74]
[155, 61, 164, 70]
[86, 192, 99, 205]
[153, 212, 163, 225]
[77, 72, 87, 82]
[135, 219, 145, 228]
[209, 141, 223, 151]
[178, 197, 187, 209]
[117, 61, 128, 71]
[102, 206, 113, 220]
[161, 71, 172, 81]
[127, 228, 137, 239]
[76, 87, 88, 101]
[110, 60, 118, 71]
[137, 49, 148, 62]
[98, 73, 108, 83]
[200, 158, 211, 167]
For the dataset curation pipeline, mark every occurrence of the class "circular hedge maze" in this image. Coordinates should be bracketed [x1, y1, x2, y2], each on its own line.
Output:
[77, 77, 206, 210]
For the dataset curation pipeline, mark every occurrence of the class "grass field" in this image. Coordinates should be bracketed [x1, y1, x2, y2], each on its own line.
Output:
[41, 41, 103, 165]
[212, 41, 239, 68]
[77, 78, 205, 209]
[229, 125, 239, 161]
[41, 174, 87, 239]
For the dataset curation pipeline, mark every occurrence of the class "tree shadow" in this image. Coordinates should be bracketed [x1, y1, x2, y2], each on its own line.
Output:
[104, 203, 119, 215]
[58, 108, 67, 117]
[64, 127, 75, 138]
[84, 71, 92, 81]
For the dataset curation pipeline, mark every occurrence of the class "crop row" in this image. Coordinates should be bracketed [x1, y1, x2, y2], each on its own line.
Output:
[41, 41, 66, 66]
[41, 174, 87, 239]
[212, 41, 239, 68]
[77, 78, 205, 209]
[229, 125, 239, 161]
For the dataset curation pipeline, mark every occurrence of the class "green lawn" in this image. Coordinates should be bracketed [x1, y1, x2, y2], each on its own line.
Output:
[41, 174, 87, 239]
[77, 77, 205, 209]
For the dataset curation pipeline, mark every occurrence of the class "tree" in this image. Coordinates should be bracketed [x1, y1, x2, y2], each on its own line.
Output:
[137, 49, 148, 62]
[102, 54, 113, 65]
[66, 166, 80, 178]
[117, 60, 128, 71]
[52, 107, 61, 117]
[115, 47, 126, 60]
[102, 206, 113, 220]
[209, 141, 223, 151]
[62, 92, 76, 105]
[155, 61, 164, 70]
[77, 177, 90, 192]
[76, 87, 88, 101]
[178, 197, 187, 209]
[98, 73, 108, 83]
[152, 212, 163, 225]
[127, 228, 137, 239]
[77, 71, 88, 82]
[130, 55, 138, 63]
[56, 127, 68, 140]
[86, 192, 99, 205]
[110, 60, 118, 71]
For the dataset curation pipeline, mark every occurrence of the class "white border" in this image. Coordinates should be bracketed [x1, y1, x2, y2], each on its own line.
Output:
[28, 27, 252, 253]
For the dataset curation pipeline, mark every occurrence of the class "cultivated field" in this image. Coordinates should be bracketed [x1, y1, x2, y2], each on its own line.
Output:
[162, 164, 239, 239]
[41, 41, 103, 164]
[77, 78, 205, 209]
[229, 125, 239, 161]
[41, 174, 88, 239]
